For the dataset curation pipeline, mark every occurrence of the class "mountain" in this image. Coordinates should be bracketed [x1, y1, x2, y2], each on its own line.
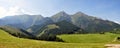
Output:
[0, 11, 120, 35]
[71, 12, 120, 32]
[0, 11, 120, 41]
[0, 25, 35, 38]
[35, 21, 81, 40]
[51, 11, 120, 33]
[27, 17, 54, 33]
[51, 11, 72, 22]
[36, 21, 80, 35]
[0, 14, 44, 30]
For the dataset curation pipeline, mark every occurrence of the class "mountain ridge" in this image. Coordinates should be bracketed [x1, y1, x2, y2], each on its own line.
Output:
[0, 11, 120, 32]
[0, 11, 120, 41]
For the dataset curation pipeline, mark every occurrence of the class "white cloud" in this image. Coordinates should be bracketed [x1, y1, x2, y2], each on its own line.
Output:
[0, 7, 7, 18]
[0, 6, 30, 18]
[7, 6, 24, 16]
[114, 21, 120, 24]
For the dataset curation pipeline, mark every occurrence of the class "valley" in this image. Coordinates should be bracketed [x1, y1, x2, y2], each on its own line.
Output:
[0, 0, 120, 48]
[0, 29, 120, 48]
[0, 11, 120, 48]
[1, 29, 119, 48]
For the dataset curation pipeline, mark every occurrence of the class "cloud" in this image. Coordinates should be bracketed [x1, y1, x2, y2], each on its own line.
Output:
[7, 6, 24, 15]
[114, 21, 120, 24]
[0, 6, 30, 18]
[0, 7, 7, 18]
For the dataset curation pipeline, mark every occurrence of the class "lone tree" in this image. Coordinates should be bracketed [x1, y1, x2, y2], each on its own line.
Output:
[117, 37, 120, 40]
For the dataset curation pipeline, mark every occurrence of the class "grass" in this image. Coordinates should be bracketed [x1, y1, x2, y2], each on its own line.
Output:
[0, 29, 120, 48]
[57, 33, 120, 43]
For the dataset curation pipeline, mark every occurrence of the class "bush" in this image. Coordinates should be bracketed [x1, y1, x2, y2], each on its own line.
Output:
[36, 34, 64, 42]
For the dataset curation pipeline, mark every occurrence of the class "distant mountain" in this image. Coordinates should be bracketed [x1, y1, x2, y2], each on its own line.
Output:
[71, 12, 120, 32]
[27, 17, 54, 33]
[0, 26, 35, 38]
[51, 11, 72, 22]
[0, 11, 120, 41]
[0, 14, 44, 30]
[36, 21, 80, 35]
[51, 11, 120, 33]
[35, 21, 82, 40]
[0, 11, 120, 34]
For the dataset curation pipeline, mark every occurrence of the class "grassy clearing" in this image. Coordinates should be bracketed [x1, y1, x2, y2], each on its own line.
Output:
[0, 29, 105, 48]
[57, 33, 120, 43]
[0, 29, 120, 48]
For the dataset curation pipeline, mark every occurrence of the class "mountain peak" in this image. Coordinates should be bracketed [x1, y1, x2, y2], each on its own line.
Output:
[56, 11, 68, 16]
[51, 11, 71, 22]
[59, 11, 66, 13]
[74, 11, 87, 16]
[76, 11, 84, 14]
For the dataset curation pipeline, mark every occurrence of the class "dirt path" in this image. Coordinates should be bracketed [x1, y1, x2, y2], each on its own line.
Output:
[105, 44, 120, 48]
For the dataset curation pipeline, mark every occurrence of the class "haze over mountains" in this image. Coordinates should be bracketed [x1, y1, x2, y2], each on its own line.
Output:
[0, 11, 119, 30]
[0, 11, 120, 40]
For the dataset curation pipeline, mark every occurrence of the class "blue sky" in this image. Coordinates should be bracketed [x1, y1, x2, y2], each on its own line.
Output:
[0, 0, 120, 24]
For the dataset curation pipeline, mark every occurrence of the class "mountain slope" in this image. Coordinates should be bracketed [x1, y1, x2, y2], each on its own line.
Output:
[0, 26, 35, 38]
[51, 11, 120, 33]
[71, 12, 120, 32]
[0, 11, 120, 34]
[27, 17, 54, 33]
[0, 14, 44, 30]
[0, 29, 107, 48]
[57, 33, 120, 43]
[51, 11, 72, 22]
[36, 21, 81, 40]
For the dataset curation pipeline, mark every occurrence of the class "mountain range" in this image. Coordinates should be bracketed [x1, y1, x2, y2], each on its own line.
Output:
[0, 11, 120, 41]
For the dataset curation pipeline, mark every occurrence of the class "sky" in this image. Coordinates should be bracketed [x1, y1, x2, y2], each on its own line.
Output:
[0, 0, 120, 24]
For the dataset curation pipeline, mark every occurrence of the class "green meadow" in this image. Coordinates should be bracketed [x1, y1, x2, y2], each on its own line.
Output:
[0, 29, 120, 48]
[57, 33, 120, 43]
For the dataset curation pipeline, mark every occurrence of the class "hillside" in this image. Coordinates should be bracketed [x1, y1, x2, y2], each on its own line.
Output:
[41, 21, 81, 34]
[51, 11, 71, 22]
[71, 12, 120, 32]
[0, 11, 120, 34]
[0, 26, 35, 38]
[51, 11, 120, 33]
[0, 14, 44, 30]
[34, 21, 82, 40]
[57, 33, 120, 43]
[0, 11, 120, 43]
[0, 29, 106, 48]
[27, 17, 54, 33]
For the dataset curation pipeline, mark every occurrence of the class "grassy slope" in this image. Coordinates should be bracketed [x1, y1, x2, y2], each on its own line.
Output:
[0, 29, 106, 48]
[58, 33, 120, 43]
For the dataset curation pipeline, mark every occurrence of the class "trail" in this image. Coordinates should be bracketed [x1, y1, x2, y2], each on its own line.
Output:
[105, 44, 120, 48]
